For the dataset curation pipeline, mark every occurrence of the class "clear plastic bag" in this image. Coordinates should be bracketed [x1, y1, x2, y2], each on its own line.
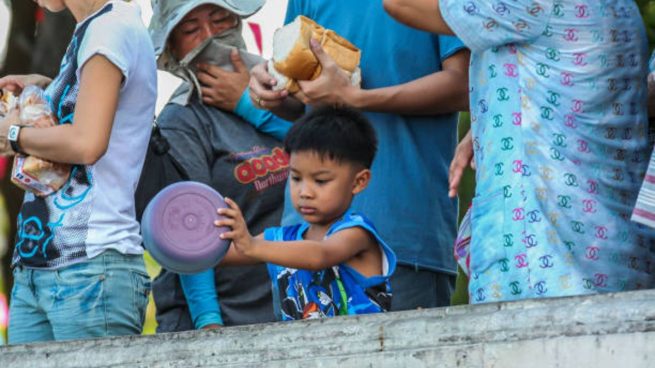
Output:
[9, 85, 71, 196]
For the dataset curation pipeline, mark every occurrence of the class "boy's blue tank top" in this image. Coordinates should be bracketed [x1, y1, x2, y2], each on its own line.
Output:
[264, 212, 396, 321]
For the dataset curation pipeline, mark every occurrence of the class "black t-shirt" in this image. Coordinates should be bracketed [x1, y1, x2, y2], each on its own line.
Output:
[152, 95, 288, 331]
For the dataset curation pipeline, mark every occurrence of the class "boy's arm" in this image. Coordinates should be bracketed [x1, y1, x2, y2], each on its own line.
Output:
[240, 228, 375, 271]
[217, 198, 375, 270]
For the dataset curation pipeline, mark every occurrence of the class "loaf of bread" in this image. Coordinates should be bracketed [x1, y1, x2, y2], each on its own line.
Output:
[269, 16, 361, 93]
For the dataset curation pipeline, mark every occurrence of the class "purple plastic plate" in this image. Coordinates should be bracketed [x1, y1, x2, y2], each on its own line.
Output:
[142, 181, 230, 274]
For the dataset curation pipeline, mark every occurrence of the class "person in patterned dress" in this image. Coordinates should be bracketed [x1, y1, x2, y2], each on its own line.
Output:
[384, 0, 655, 303]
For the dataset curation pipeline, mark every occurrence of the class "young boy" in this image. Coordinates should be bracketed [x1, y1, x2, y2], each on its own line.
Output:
[214, 106, 396, 321]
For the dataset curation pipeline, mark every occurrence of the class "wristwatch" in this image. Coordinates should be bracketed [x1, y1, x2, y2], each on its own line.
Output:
[8, 124, 25, 154]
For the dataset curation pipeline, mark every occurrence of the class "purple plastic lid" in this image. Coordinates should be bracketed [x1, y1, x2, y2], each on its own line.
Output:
[142, 181, 230, 274]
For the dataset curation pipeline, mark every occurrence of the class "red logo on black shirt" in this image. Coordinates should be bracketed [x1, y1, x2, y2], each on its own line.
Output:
[234, 147, 289, 184]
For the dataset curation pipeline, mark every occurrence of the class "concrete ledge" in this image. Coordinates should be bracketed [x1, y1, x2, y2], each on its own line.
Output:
[2, 290, 655, 367]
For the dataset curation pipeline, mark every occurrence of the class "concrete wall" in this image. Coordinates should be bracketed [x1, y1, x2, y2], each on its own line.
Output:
[2, 290, 655, 367]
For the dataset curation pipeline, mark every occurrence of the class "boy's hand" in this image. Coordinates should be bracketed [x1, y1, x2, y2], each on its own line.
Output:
[215, 197, 256, 256]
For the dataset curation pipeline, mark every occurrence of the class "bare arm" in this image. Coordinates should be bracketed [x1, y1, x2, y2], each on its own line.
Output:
[347, 49, 469, 114]
[383, 0, 454, 35]
[294, 39, 469, 115]
[216, 198, 375, 271]
[0, 55, 121, 164]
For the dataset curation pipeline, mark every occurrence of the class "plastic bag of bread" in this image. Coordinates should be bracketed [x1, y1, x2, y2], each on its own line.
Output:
[269, 16, 361, 93]
[10, 86, 71, 197]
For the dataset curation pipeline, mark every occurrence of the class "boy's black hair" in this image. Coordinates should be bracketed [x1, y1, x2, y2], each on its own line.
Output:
[284, 106, 377, 169]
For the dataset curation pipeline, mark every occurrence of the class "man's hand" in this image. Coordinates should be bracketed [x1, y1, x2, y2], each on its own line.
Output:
[0, 74, 52, 95]
[449, 129, 475, 198]
[216, 198, 257, 256]
[295, 39, 356, 107]
[196, 49, 250, 111]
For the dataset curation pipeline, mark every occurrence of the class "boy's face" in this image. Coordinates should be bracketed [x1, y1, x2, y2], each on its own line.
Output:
[289, 151, 370, 227]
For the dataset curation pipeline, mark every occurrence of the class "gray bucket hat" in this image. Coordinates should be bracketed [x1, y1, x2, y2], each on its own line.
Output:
[149, 0, 265, 60]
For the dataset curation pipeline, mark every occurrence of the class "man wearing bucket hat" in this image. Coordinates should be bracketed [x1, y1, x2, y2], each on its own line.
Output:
[146, 0, 292, 331]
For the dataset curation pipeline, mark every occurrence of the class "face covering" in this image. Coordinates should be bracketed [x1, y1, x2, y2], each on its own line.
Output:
[165, 21, 264, 105]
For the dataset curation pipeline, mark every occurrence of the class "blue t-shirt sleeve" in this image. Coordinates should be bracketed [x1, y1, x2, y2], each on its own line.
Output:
[439, 0, 553, 52]
[284, 0, 304, 24]
[438, 34, 466, 60]
[179, 269, 224, 329]
[234, 89, 292, 141]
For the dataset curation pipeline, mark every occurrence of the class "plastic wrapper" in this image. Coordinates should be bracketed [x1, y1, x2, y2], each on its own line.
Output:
[9, 85, 71, 196]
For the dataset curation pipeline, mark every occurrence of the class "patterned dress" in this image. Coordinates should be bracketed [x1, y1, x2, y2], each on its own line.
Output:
[441, 0, 655, 303]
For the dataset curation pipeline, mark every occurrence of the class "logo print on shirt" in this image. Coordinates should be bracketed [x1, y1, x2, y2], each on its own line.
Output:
[563, 28, 579, 41]
[547, 91, 561, 106]
[573, 52, 588, 66]
[492, 114, 503, 127]
[497, 87, 510, 101]
[515, 254, 528, 268]
[534, 281, 548, 295]
[575, 4, 590, 18]
[571, 220, 585, 234]
[501, 137, 514, 150]
[582, 199, 597, 213]
[595, 226, 609, 240]
[234, 147, 289, 184]
[504, 63, 518, 77]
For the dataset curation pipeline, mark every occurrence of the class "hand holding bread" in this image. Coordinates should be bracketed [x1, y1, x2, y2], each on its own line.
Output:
[268, 16, 361, 94]
[249, 16, 363, 111]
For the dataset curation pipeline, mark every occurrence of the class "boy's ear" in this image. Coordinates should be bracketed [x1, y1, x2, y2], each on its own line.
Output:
[352, 168, 371, 195]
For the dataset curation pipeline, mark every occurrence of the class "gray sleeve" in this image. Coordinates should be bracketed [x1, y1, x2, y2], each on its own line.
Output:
[157, 104, 213, 184]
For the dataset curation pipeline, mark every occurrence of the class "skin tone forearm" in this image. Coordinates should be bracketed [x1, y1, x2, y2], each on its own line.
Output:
[345, 50, 470, 114]
[216, 198, 376, 272]
[382, 0, 454, 35]
[294, 40, 469, 115]
[0, 55, 121, 164]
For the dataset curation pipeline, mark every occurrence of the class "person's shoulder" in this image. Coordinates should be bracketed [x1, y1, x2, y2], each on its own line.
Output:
[330, 212, 377, 234]
[86, 2, 148, 42]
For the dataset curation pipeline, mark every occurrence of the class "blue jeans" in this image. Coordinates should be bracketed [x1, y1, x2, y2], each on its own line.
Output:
[389, 265, 455, 311]
[8, 250, 151, 344]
